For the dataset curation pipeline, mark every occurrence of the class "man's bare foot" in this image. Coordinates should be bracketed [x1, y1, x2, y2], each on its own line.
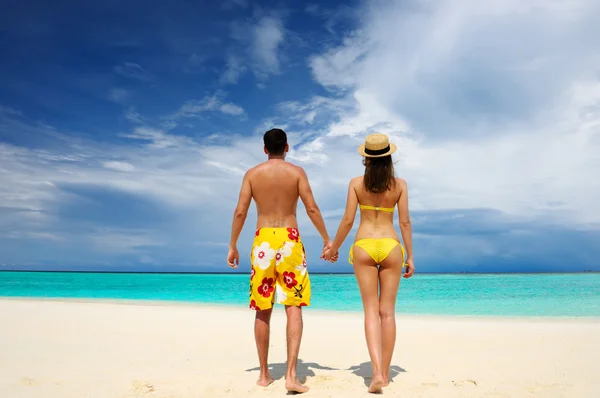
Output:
[382, 377, 390, 387]
[285, 378, 309, 394]
[368, 375, 384, 394]
[256, 374, 274, 387]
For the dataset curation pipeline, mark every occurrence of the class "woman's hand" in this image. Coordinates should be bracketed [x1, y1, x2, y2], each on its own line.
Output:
[321, 245, 339, 262]
[403, 258, 415, 278]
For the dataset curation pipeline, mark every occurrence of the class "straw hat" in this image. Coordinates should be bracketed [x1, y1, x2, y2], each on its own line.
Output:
[358, 133, 397, 158]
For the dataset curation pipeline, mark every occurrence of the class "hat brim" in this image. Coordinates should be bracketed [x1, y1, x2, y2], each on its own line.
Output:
[358, 143, 397, 158]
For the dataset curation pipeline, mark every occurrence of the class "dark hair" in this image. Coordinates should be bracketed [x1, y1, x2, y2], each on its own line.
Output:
[263, 128, 287, 155]
[363, 155, 395, 193]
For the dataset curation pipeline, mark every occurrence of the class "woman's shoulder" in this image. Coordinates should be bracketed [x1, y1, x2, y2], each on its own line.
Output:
[394, 177, 407, 191]
[349, 175, 364, 185]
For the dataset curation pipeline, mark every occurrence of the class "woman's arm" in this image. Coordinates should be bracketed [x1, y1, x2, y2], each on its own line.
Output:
[397, 178, 414, 277]
[328, 178, 359, 255]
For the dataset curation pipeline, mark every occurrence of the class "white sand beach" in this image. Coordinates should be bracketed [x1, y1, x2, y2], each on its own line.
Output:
[1, 299, 599, 397]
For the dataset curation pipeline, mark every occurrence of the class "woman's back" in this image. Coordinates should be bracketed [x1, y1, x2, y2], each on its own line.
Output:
[354, 175, 402, 241]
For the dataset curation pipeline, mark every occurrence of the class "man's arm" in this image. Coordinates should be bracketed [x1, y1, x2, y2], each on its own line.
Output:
[227, 171, 252, 267]
[298, 168, 330, 243]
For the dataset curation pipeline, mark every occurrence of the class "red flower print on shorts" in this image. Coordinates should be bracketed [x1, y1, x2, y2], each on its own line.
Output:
[255, 228, 261, 236]
[250, 266, 255, 280]
[275, 252, 282, 262]
[300, 303, 307, 307]
[250, 300, 260, 310]
[282, 271, 298, 289]
[257, 277, 274, 298]
[287, 228, 299, 242]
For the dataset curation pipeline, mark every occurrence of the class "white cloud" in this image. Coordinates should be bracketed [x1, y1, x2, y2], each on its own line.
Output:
[113, 62, 153, 82]
[251, 16, 284, 75]
[103, 161, 136, 172]
[227, 15, 285, 82]
[1, 230, 62, 242]
[122, 127, 194, 149]
[220, 54, 247, 84]
[304, 3, 358, 34]
[0, 105, 22, 116]
[108, 88, 131, 104]
[219, 103, 245, 116]
[124, 108, 146, 124]
[309, 33, 367, 90]
[171, 92, 245, 119]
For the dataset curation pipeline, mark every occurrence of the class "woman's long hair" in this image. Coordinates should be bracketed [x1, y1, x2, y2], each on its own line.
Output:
[363, 155, 395, 193]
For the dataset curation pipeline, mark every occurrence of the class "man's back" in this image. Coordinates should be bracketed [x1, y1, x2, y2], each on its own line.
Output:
[248, 159, 301, 228]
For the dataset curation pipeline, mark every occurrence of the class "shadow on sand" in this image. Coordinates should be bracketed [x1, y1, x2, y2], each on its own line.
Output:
[245, 359, 338, 384]
[348, 362, 406, 387]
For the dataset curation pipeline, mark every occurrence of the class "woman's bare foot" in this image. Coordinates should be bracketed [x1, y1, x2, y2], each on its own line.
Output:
[285, 378, 309, 394]
[368, 374, 384, 394]
[256, 373, 274, 387]
[382, 377, 390, 387]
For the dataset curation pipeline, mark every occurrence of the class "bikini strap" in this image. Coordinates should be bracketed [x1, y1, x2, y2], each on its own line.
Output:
[359, 204, 395, 213]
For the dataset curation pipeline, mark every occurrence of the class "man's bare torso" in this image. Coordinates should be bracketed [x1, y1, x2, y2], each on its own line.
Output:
[247, 159, 301, 228]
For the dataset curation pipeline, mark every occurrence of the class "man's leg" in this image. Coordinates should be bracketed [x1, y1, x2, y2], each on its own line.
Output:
[249, 229, 278, 387]
[255, 308, 274, 387]
[275, 234, 311, 393]
[284, 305, 309, 393]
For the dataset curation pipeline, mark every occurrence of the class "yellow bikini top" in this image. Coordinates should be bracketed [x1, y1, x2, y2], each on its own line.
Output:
[359, 204, 395, 213]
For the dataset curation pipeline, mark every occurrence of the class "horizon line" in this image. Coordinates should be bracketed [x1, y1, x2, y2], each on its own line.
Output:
[0, 270, 598, 275]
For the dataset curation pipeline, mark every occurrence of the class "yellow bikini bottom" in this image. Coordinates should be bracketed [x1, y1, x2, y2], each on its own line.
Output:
[349, 238, 406, 266]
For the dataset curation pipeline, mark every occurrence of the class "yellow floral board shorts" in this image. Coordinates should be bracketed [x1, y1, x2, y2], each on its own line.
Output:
[249, 227, 311, 310]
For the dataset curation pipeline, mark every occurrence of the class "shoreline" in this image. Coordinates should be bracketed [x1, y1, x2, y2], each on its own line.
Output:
[2, 296, 600, 323]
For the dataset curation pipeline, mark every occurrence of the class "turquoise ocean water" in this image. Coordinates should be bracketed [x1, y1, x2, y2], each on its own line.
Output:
[1, 271, 599, 317]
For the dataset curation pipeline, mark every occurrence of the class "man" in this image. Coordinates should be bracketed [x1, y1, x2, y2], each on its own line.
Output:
[227, 128, 336, 393]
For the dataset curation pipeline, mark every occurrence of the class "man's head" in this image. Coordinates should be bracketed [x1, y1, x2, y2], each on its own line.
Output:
[263, 128, 288, 157]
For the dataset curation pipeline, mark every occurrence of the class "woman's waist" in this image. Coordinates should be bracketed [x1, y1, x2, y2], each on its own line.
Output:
[354, 224, 399, 242]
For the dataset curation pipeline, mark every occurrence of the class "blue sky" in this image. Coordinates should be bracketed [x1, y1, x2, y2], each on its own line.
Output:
[1, 0, 599, 273]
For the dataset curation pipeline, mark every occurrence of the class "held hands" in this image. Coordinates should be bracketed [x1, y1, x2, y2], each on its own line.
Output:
[320, 240, 339, 263]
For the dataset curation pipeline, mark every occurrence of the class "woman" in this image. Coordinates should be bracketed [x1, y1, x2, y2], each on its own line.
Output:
[322, 133, 414, 393]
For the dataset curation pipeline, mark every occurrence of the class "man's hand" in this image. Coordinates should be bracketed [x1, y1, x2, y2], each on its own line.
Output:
[321, 241, 339, 262]
[321, 247, 339, 262]
[227, 246, 240, 268]
[403, 258, 415, 278]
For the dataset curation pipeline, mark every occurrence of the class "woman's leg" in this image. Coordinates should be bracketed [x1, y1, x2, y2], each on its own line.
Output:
[378, 245, 404, 386]
[352, 245, 385, 393]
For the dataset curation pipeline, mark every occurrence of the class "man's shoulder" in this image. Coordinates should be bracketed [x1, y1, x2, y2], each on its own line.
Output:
[246, 161, 303, 177]
[245, 161, 269, 175]
[289, 162, 305, 174]
[276, 161, 305, 177]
